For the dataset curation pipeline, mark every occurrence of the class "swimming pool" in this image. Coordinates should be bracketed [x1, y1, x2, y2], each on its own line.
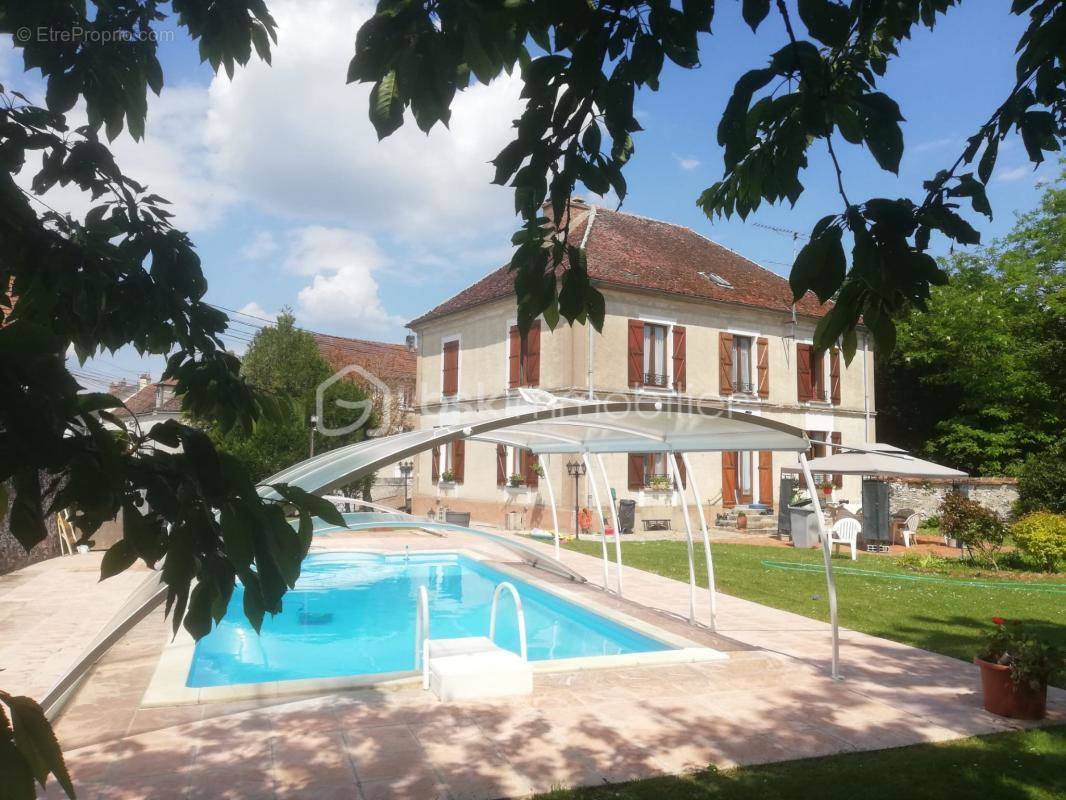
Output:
[187, 552, 672, 688]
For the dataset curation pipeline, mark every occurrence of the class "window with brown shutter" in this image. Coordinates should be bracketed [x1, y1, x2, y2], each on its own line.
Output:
[797, 343, 813, 402]
[627, 319, 644, 387]
[442, 340, 459, 397]
[508, 326, 521, 388]
[496, 444, 507, 486]
[811, 349, 826, 401]
[522, 449, 539, 488]
[719, 332, 734, 395]
[676, 455, 687, 489]
[831, 432, 843, 488]
[756, 337, 770, 398]
[672, 326, 687, 392]
[830, 347, 841, 405]
[722, 451, 738, 507]
[628, 453, 644, 490]
[432, 446, 441, 482]
[451, 440, 465, 484]
[524, 321, 540, 386]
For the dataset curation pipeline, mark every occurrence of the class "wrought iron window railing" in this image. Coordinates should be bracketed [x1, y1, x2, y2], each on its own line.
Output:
[643, 371, 669, 388]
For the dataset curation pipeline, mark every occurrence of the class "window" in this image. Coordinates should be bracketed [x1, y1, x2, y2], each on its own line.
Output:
[441, 339, 459, 397]
[731, 335, 754, 394]
[628, 453, 684, 490]
[643, 323, 669, 387]
[811, 349, 826, 402]
[508, 321, 541, 388]
[797, 343, 830, 403]
[721, 451, 752, 506]
[496, 445, 539, 487]
[431, 440, 464, 483]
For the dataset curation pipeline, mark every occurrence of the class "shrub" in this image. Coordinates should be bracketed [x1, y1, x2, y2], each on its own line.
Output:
[1015, 440, 1066, 515]
[1011, 512, 1066, 572]
[940, 492, 1008, 569]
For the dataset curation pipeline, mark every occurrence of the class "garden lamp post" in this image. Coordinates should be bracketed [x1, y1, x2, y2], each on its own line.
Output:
[566, 459, 586, 539]
[399, 460, 413, 512]
[309, 414, 318, 457]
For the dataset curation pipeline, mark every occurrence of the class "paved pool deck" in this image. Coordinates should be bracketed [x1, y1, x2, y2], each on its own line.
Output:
[7, 529, 1065, 800]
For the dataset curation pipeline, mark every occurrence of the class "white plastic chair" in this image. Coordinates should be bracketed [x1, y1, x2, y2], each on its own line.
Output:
[828, 517, 860, 561]
[902, 513, 922, 548]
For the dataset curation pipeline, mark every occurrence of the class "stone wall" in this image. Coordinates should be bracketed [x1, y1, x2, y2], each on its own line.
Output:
[887, 477, 1019, 521]
[0, 507, 61, 575]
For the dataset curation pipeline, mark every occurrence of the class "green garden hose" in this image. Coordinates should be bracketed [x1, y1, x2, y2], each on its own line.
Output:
[759, 560, 1066, 594]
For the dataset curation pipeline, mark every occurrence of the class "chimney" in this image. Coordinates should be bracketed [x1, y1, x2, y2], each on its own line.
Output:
[138, 373, 151, 389]
[405, 333, 417, 351]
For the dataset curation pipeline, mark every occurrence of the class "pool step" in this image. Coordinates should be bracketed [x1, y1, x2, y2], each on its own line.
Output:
[426, 637, 533, 701]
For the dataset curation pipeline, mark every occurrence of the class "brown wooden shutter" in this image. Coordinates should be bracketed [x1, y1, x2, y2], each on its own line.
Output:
[452, 440, 465, 484]
[676, 455, 687, 489]
[627, 320, 644, 387]
[525, 321, 541, 387]
[831, 432, 843, 488]
[756, 337, 770, 398]
[432, 446, 440, 482]
[628, 453, 644, 490]
[672, 326, 687, 392]
[830, 347, 841, 405]
[496, 444, 507, 486]
[759, 451, 773, 505]
[508, 325, 521, 388]
[522, 449, 539, 488]
[722, 451, 738, 507]
[718, 332, 734, 395]
[797, 343, 813, 402]
[442, 340, 459, 396]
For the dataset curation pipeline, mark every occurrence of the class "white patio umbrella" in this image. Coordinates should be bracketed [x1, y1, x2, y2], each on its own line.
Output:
[782, 442, 968, 480]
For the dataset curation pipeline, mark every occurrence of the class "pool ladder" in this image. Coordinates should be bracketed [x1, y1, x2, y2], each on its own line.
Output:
[415, 582, 532, 700]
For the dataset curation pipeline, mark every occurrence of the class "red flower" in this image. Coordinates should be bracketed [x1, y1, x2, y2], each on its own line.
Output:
[992, 616, 1005, 625]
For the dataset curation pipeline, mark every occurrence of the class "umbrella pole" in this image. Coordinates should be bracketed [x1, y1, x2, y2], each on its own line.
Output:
[799, 453, 841, 680]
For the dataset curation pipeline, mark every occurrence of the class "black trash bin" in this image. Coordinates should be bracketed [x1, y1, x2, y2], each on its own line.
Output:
[617, 499, 636, 534]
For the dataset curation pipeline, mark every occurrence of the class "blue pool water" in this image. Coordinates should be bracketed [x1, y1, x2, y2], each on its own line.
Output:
[187, 552, 670, 687]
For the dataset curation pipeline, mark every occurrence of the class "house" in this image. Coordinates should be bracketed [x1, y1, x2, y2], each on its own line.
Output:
[110, 375, 182, 438]
[406, 200, 876, 530]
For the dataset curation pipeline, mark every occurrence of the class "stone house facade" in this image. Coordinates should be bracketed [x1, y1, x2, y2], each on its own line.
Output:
[406, 202, 877, 531]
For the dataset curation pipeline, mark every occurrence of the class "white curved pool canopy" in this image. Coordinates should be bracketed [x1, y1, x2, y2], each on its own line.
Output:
[260, 398, 811, 499]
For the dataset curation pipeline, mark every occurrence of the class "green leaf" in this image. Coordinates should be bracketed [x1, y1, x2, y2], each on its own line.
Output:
[742, 0, 771, 31]
[1, 692, 75, 799]
[369, 70, 404, 139]
[268, 484, 347, 528]
[798, 0, 852, 48]
[790, 223, 845, 303]
[100, 539, 137, 581]
[220, 504, 255, 571]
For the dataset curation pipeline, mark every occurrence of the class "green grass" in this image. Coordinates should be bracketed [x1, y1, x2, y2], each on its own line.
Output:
[561, 539, 1066, 679]
[535, 726, 1066, 799]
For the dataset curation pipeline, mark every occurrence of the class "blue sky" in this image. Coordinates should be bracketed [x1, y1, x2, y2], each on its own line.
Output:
[1, 1, 1055, 387]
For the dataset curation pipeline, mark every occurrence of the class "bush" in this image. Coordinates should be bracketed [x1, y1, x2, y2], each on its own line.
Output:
[940, 492, 1008, 569]
[1015, 440, 1066, 515]
[1011, 512, 1066, 572]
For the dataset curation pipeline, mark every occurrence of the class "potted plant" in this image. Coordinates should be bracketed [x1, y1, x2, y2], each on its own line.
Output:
[736, 510, 748, 530]
[531, 461, 545, 478]
[647, 474, 673, 492]
[818, 479, 834, 498]
[508, 473, 525, 488]
[975, 617, 1063, 719]
[439, 469, 456, 485]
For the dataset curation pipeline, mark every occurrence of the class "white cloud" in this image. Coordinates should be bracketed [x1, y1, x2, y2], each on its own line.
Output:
[202, 0, 523, 239]
[237, 301, 273, 320]
[286, 225, 402, 332]
[912, 136, 957, 154]
[996, 164, 1032, 183]
[240, 231, 279, 260]
[673, 154, 701, 171]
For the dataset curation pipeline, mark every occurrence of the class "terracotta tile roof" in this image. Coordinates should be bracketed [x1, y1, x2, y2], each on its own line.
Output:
[408, 203, 828, 326]
[313, 334, 416, 386]
[113, 379, 181, 418]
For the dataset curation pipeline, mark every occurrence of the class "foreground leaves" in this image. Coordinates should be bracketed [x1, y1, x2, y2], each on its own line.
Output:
[0, 692, 74, 800]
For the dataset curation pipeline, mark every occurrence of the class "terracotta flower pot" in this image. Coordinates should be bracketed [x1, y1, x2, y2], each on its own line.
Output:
[736, 515, 747, 530]
[974, 657, 1047, 720]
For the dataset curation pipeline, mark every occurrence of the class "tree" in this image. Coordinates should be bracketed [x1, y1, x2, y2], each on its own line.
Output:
[350, 0, 1066, 360]
[0, 4, 338, 795]
[878, 169, 1066, 476]
[206, 311, 377, 483]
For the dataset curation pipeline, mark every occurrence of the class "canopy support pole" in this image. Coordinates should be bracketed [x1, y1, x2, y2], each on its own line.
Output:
[595, 454, 623, 597]
[537, 453, 561, 560]
[668, 453, 697, 623]
[582, 452, 611, 592]
[681, 452, 716, 631]
[799, 452, 841, 680]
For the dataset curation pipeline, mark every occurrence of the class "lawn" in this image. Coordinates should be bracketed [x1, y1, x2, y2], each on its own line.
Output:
[535, 725, 1066, 799]
[560, 539, 1066, 679]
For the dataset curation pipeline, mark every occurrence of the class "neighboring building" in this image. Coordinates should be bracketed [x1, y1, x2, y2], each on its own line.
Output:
[110, 375, 182, 437]
[406, 200, 876, 530]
